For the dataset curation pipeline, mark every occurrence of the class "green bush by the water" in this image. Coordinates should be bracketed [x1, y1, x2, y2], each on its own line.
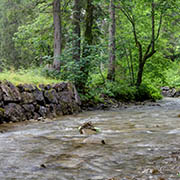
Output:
[81, 72, 162, 104]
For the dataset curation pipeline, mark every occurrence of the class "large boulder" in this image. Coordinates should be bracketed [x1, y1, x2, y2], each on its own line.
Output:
[21, 92, 35, 104]
[53, 82, 68, 92]
[0, 81, 21, 102]
[174, 90, 180, 97]
[4, 103, 26, 122]
[58, 90, 81, 115]
[17, 83, 36, 93]
[22, 104, 35, 120]
[33, 89, 45, 105]
[44, 89, 58, 104]
[161, 86, 176, 97]
[37, 105, 48, 118]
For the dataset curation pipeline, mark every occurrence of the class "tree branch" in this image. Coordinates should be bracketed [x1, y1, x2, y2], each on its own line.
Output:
[116, 5, 133, 24]
[155, 11, 163, 41]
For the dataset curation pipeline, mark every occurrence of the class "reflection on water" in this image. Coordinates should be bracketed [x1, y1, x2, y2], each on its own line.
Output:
[0, 97, 180, 179]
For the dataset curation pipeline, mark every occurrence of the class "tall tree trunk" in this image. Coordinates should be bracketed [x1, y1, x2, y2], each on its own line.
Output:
[72, 0, 81, 62]
[107, 0, 116, 81]
[53, 0, 61, 70]
[83, 0, 94, 57]
[78, 0, 94, 90]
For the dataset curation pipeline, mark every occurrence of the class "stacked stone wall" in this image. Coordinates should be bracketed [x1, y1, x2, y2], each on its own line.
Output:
[0, 81, 81, 123]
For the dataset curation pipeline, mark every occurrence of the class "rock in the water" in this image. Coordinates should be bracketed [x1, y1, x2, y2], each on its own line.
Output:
[161, 86, 176, 97]
[82, 136, 106, 144]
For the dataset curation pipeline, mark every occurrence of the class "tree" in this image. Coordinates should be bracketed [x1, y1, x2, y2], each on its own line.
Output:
[52, 0, 62, 70]
[0, 0, 34, 68]
[83, 0, 94, 55]
[107, 0, 116, 81]
[72, 0, 81, 62]
[117, 0, 163, 86]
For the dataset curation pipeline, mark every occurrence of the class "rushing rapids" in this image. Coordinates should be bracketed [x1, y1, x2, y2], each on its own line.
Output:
[0, 97, 180, 180]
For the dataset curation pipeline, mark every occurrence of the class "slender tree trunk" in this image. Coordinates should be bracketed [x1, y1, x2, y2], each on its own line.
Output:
[77, 0, 94, 90]
[72, 0, 81, 62]
[124, 47, 134, 85]
[53, 0, 61, 70]
[107, 0, 116, 81]
[129, 48, 135, 85]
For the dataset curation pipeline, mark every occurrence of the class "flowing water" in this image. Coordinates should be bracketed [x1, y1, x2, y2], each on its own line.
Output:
[1, 97, 180, 180]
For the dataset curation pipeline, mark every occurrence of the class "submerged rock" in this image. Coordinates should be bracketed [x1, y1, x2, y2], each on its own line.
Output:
[78, 121, 100, 134]
[78, 121, 105, 144]
[82, 136, 106, 144]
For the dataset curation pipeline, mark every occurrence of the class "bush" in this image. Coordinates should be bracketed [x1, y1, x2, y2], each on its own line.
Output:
[84, 79, 162, 103]
[135, 84, 162, 101]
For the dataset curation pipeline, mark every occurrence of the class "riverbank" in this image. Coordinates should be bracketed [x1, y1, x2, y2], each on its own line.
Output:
[81, 96, 161, 111]
[0, 77, 167, 124]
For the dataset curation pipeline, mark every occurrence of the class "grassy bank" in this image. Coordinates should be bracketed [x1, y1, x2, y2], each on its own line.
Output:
[0, 68, 60, 85]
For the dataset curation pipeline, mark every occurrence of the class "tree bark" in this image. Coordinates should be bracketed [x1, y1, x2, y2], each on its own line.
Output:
[72, 0, 81, 62]
[53, 0, 61, 70]
[77, 0, 94, 91]
[107, 0, 116, 81]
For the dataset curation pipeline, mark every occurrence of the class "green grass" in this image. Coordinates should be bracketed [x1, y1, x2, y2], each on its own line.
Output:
[0, 67, 61, 85]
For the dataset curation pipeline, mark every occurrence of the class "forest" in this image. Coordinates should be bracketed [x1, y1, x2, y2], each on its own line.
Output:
[0, 0, 180, 104]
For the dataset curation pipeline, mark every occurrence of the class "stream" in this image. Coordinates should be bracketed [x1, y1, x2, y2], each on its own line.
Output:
[0, 97, 180, 180]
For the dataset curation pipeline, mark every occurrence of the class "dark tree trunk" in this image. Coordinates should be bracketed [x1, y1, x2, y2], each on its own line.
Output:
[72, 0, 81, 62]
[136, 0, 156, 86]
[78, 0, 94, 90]
[107, 0, 116, 81]
[118, 0, 162, 87]
[136, 61, 145, 86]
[53, 0, 61, 70]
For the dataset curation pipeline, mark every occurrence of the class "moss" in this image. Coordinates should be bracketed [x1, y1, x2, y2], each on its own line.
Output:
[0, 107, 5, 115]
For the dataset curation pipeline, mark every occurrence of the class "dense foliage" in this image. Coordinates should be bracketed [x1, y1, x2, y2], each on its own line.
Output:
[0, 0, 179, 103]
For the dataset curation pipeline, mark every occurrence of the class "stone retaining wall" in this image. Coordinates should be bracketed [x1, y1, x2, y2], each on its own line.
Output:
[0, 81, 81, 123]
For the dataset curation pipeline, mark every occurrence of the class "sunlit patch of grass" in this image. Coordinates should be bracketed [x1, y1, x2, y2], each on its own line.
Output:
[0, 67, 61, 85]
